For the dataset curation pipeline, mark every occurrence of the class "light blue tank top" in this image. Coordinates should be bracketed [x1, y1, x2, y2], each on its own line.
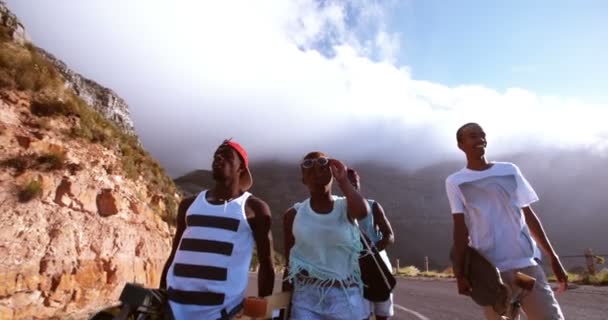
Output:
[358, 199, 383, 244]
[287, 196, 362, 286]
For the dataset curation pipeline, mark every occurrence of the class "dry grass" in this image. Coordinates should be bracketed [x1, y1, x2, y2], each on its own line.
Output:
[396, 266, 454, 279]
[0, 40, 62, 92]
[18, 179, 42, 202]
[30, 94, 76, 117]
[37, 149, 67, 171]
[24, 117, 52, 131]
[419, 271, 454, 278]
[1, 149, 66, 175]
[62, 95, 180, 224]
[548, 269, 608, 286]
[397, 266, 421, 277]
[592, 269, 608, 285]
[0, 26, 13, 43]
[1, 35, 179, 224]
[1, 154, 34, 175]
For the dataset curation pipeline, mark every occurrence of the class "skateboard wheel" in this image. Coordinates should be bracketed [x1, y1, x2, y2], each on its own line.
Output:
[243, 296, 267, 317]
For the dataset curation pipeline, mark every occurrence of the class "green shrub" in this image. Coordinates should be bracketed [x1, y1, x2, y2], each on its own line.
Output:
[18, 179, 42, 202]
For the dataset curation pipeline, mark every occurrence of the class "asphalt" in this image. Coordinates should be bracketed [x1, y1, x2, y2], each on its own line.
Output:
[247, 274, 608, 319]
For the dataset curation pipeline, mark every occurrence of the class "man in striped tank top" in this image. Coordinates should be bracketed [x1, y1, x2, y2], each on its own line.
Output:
[160, 140, 275, 319]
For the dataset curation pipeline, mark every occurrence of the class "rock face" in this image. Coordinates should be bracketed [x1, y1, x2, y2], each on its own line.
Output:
[0, 91, 172, 320]
[36, 49, 136, 136]
[0, 1, 30, 45]
[0, 3, 176, 319]
[0, 1, 135, 136]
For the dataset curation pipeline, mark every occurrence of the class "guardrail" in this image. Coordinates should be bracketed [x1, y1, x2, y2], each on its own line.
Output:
[558, 249, 606, 275]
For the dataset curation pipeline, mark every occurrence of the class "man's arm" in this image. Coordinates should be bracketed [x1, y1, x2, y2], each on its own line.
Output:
[159, 196, 194, 289]
[452, 213, 471, 296]
[282, 208, 296, 292]
[248, 196, 275, 297]
[329, 159, 368, 221]
[371, 201, 394, 251]
[523, 206, 568, 292]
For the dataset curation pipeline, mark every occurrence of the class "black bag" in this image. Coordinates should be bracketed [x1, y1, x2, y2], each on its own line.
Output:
[358, 229, 396, 302]
[89, 283, 172, 320]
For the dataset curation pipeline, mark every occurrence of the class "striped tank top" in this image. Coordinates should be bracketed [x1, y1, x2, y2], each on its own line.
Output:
[167, 190, 254, 319]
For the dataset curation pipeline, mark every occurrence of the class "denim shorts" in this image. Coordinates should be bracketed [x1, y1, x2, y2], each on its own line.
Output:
[290, 284, 369, 320]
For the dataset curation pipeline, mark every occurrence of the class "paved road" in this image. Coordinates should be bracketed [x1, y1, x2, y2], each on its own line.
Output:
[390, 278, 608, 320]
[248, 275, 608, 319]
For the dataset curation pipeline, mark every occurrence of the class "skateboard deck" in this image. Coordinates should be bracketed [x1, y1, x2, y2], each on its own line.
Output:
[466, 247, 510, 314]
[452, 247, 510, 315]
[241, 291, 291, 319]
[91, 284, 292, 320]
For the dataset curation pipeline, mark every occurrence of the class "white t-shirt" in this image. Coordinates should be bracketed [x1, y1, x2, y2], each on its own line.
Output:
[445, 162, 539, 271]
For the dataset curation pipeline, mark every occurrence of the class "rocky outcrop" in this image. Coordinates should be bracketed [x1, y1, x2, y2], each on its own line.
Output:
[0, 0, 30, 45]
[36, 49, 136, 136]
[0, 4, 177, 319]
[0, 90, 173, 319]
[0, 1, 135, 136]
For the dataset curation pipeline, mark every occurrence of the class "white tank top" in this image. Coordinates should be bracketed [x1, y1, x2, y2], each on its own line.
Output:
[167, 190, 254, 319]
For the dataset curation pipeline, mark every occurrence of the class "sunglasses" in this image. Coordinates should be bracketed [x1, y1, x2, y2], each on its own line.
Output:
[301, 157, 330, 169]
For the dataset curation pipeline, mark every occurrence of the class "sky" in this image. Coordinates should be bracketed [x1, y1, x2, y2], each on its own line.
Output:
[5, 0, 608, 177]
[390, 0, 608, 102]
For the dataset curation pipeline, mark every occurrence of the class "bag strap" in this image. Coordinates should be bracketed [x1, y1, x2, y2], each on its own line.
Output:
[356, 221, 392, 290]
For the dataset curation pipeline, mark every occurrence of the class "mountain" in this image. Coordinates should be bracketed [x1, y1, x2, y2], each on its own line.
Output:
[175, 150, 608, 272]
[0, 3, 178, 319]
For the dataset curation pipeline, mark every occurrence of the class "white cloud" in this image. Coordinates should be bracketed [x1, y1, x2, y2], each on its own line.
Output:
[7, 0, 608, 176]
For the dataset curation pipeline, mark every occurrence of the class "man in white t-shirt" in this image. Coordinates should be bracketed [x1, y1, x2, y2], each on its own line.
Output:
[445, 123, 568, 320]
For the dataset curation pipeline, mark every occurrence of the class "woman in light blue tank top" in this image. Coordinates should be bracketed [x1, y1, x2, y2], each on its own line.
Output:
[283, 151, 371, 320]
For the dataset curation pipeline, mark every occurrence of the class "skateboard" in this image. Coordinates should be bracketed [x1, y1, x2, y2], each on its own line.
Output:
[452, 247, 536, 318]
[240, 291, 292, 320]
[90, 283, 292, 320]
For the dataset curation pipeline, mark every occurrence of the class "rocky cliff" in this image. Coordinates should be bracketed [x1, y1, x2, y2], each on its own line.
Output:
[0, 1, 28, 45]
[36, 49, 135, 136]
[0, 3, 178, 319]
[1, 0, 134, 136]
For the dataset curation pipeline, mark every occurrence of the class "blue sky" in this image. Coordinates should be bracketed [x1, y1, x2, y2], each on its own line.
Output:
[388, 0, 607, 103]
